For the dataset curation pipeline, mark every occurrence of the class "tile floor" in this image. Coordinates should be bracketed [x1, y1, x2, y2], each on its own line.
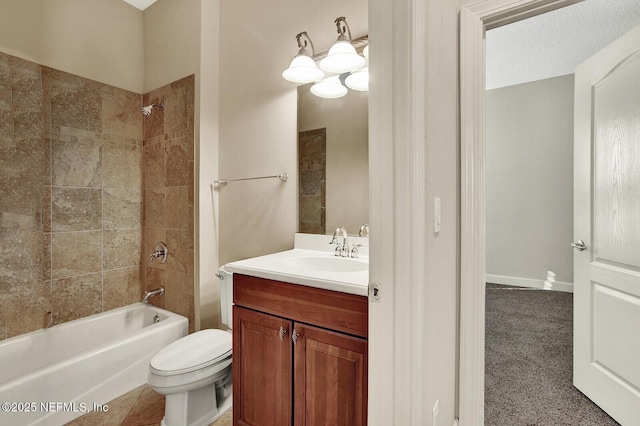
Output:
[66, 385, 232, 426]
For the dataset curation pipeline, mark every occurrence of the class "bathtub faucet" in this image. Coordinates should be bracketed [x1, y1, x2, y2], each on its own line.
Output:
[149, 242, 168, 264]
[143, 287, 165, 303]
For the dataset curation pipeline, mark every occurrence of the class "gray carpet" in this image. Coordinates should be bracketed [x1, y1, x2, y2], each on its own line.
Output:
[485, 284, 620, 425]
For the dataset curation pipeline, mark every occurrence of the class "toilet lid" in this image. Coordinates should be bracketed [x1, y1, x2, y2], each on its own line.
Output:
[150, 329, 232, 375]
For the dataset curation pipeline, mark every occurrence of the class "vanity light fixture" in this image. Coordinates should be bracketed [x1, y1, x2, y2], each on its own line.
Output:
[282, 21, 368, 98]
[345, 67, 368, 91]
[319, 17, 366, 74]
[310, 75, 348, 99]
[282, 32, 325, 84]
[345, 43, 369, 91]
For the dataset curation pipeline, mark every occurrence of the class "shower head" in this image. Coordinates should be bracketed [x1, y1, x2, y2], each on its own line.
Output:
[142, 103, 163, 116]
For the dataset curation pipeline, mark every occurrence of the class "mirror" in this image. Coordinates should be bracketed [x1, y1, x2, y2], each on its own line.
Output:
[297, 81, 369, 235]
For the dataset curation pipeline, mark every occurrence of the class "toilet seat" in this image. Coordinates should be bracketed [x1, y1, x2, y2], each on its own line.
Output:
[150, 329, 232, 376]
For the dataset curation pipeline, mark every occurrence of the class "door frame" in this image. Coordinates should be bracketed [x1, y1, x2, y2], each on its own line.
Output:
[458, 0, 582, 423]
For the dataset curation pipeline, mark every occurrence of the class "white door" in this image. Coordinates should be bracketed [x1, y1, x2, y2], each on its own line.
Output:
[574, 24, 640, 425]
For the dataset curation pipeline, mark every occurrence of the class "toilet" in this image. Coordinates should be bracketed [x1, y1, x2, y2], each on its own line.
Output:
[148, 268, 233, 426]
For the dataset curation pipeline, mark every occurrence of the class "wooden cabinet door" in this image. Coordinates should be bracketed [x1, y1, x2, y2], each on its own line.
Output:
[233, 306, 292, 426]
[293, 323, 368, 426]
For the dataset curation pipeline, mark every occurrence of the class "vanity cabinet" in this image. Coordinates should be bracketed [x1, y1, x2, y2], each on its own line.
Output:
[232, 274, 368, 426]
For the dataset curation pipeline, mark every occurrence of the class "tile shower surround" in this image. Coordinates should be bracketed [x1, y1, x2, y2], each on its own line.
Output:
[142, 76, 196, 333]
[0, 51, 195, 339]
[298, 128, 326, 235]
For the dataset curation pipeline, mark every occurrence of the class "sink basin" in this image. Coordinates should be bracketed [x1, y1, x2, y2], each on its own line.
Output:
[224, 237, 370, 296]
[282, 255, 368, 273]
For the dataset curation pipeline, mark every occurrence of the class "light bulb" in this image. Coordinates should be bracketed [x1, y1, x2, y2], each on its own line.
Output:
[319, 42, 366, 74]
[345, 67, 369, 91]
[282, 55, 324, 84]
[310, 76, 348, 98]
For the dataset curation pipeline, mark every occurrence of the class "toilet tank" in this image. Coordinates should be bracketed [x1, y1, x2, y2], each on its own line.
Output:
[218, 267, 233, 328]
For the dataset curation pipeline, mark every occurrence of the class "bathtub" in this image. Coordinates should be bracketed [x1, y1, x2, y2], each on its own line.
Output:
[0, 303, 188, 426]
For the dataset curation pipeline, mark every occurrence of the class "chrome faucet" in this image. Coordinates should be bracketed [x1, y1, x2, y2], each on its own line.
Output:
[359, 224, 370, 238]
[149, 242, 168, 264]
[143, 287, 165, 303]
[330, 227, 350, 257]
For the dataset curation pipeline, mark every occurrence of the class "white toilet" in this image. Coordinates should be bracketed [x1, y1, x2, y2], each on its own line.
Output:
[148, 268, 233, 426]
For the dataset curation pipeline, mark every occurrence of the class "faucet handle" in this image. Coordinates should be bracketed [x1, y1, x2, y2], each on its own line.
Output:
[149, 242, 168, 264]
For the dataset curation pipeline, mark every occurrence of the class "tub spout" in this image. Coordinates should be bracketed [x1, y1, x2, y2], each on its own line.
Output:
[143, 287, 165, 303]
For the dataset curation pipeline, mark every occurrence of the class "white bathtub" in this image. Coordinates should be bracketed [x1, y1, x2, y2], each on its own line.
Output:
[0, 303, 188, 426]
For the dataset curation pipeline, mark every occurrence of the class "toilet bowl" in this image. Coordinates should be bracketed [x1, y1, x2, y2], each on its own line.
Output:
[148, 268, 234, 426]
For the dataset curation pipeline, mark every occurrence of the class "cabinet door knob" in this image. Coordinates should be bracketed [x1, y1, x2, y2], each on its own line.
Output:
[292, 329, 300, 345]
[279, 326, 287, 341]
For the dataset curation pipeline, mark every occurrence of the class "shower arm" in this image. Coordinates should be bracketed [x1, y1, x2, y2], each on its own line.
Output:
[141, 102, 164, 116]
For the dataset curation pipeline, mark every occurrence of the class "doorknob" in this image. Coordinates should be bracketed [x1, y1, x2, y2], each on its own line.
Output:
[571, 240, 587, 251]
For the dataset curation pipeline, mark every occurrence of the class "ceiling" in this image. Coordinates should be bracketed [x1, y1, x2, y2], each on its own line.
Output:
[122, 0, 158, 11]
[486, 0, 640, 89]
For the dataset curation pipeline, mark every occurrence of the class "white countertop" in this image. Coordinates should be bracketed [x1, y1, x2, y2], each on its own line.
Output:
[224, 233, 369, 297]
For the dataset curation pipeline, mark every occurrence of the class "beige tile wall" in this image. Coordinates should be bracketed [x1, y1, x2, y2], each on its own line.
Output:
[0, 54, 47, 339]
[0, 52, 195, 340]
[298, 128, 326, 234]
[142, 76, 195, 333]
[0, 52, 143, 339]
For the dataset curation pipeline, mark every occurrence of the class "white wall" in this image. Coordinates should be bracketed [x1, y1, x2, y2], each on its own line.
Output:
[419, 0, 465, 422]
[218, 0, 367, 265]
[198, 0, 221, 329]
[143, 0, 200, 94]
[367, 0, 467, 423]
[486, 75, 574, 288]
[0, 0, 143, 93]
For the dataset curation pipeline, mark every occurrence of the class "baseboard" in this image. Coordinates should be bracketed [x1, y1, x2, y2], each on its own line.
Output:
[486, 274, 573, 293]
